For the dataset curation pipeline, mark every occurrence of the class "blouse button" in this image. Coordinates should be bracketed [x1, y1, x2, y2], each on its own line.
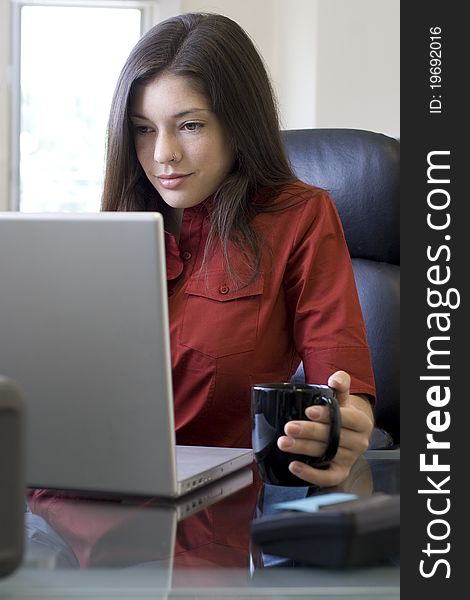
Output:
[182, 251, 192, 261]
[219, 285, 229, 295]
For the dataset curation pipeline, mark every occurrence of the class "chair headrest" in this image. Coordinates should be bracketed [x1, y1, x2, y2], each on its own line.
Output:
[282, 129, 399, 265]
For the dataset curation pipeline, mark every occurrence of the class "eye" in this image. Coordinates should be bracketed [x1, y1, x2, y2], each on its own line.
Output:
[133, 125, 154, 135]
[182, 121, 203, 132]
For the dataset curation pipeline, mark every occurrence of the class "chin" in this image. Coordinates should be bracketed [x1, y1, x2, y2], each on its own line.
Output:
[160, 194, 204, 210]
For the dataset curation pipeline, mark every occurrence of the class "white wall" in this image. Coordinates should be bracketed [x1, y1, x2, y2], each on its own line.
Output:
[180, 0, 317, 129]
[0, 0, 399, 211]
[315, 0, 400, 136]
[181, 0, 399, 135]
[270, 0, 317, 130]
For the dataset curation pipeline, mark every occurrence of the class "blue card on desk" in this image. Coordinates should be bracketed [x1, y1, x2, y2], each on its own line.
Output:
[273, 492, 358, 513]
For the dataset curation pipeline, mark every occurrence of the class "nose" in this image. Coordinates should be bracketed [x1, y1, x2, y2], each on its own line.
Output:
[153, 131, 181, 164]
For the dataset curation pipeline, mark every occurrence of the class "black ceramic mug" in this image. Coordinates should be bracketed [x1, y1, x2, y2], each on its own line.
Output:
[251, 383, 341, 486]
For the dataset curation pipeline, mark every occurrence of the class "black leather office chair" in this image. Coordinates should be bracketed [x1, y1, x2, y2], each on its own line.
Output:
[283, 129, 400, 448]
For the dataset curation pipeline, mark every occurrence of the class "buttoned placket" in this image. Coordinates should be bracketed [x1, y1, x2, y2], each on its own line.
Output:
[178, 205, 209, 277]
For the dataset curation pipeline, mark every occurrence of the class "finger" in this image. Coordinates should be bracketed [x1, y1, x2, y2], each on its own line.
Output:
[303, 402, 373, 437]
[304, 404, 330, 423]
[328, 370, 351, 405]
[288, 460, 350, 487]
[277, 435, 354, 464]
[284, 419, 331, 442]
[277, 434, 327, 456]
[293, 403, 357, 432]
[278, 429, 358, 460]
[335, 406, 374, 433]
[283, 418, 348, 448]
[282, 416, 369, 457]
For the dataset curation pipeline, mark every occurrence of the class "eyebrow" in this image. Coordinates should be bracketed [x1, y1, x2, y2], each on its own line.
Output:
[130, 108, 211, 120]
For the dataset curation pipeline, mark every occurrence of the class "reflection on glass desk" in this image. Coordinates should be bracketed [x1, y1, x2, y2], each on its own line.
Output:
[0, 450, 400, 599]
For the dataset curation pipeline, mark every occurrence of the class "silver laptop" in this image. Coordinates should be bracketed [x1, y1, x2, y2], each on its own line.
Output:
[0, 212, 253, 497]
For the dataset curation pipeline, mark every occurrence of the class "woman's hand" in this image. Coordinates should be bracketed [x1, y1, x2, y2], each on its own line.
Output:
[277, 371, 374, 487]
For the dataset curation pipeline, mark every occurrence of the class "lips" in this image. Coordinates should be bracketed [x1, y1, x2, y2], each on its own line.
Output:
[157, 173, 192, 190]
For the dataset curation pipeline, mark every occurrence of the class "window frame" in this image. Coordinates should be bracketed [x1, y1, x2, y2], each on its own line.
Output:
[2, 0, 181, 211]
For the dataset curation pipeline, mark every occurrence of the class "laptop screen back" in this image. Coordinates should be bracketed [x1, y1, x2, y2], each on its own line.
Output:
[0, 212, 178, 496]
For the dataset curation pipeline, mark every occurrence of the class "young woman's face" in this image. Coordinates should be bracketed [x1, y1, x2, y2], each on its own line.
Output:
[131, 73, 235, 209]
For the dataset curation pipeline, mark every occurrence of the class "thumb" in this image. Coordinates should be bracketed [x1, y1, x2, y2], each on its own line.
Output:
[327, 370, 351, 406]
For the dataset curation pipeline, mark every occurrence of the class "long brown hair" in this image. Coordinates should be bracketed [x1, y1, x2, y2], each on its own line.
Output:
[101, 12, 296, 281]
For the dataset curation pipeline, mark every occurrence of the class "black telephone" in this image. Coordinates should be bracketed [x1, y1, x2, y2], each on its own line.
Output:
[251, 492, 399, 568]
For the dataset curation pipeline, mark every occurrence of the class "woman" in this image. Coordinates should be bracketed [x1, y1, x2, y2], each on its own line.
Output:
[101, 12, 375, 487]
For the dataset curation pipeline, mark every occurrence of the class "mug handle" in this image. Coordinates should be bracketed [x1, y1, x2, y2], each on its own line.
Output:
[306, 393, 341, 468]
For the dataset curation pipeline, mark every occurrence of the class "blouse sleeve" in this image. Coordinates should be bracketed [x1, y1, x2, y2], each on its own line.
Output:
[284, 191, 376, 402]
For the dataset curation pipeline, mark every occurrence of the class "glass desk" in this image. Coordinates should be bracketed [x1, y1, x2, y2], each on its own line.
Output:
[0, 450, 400, 599]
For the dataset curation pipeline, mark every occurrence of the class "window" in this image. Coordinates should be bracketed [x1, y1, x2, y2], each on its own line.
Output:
[13, 1, 150, 212]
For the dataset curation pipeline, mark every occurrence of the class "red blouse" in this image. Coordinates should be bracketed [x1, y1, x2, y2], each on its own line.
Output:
[167, 181, 375, 448]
